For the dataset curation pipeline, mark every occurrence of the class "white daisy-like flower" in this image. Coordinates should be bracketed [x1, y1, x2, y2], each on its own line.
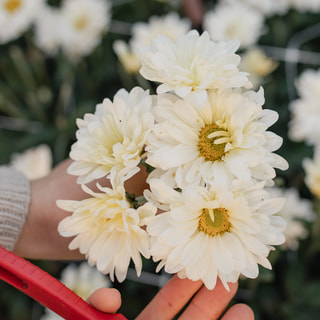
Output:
[145, 88, 288, 188]
[303, 150, 320, 199]
[33, 5, 62, 56]
[267, 187, 316, 250]
[0, 0, 44, 44]
[58, 168, 157, 282]
[220, 0, 290, 16]
[59, 0, 111, 60]
[40, 262, 111, 320]
[139, 30, 251, 109]
[68, 86, 154, 184]
[10, 144, 52, 180]
[288, 68, 320, 146]
[203, 2, 265, 49]
[130, 11, 191, 56]
[240, 47, 278, 89]
[146, 179, 286, 290]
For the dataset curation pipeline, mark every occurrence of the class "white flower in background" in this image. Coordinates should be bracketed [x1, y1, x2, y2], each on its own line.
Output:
[290, 0, 320, 13]
[146, 179, 286, 290]
[146, 89, 288, 189]
[68, 87, 154, 184]
[130, 12, 191, 56]
[203, 2, 265, 49]
[40, 262, 111, 320]
[303, 150, 320, 199]
[288, 68, 320, 146]
[59, 0, 111, 60]
[267, 187, 316, 250]
[139, 30, 251, 109]
[33, 5, 62, 56]
[240, 47, 278, 89]
[58, 168, 157, 282]
[220, 0, 290, 16]
[0, 0, 44, 44]
[10, 144, 52, 180]
[113, 40, 141, 74]
[60, 261, 111, 299]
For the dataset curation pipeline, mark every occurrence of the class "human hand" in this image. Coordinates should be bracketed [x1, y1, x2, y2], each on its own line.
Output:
[87, 275, 254, 320]
[13, 158, 149, 259]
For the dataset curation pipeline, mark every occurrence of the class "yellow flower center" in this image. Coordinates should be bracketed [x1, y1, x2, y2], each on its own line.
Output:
[198, 124, 229, 162]
[74, 16, 88, 30]
[198, 207, 231, 236]
[4, 0, 21, 13]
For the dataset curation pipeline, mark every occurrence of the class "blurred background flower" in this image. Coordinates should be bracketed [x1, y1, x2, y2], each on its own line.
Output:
[1, 0, 320, 319]
[40, 262, 111, 320]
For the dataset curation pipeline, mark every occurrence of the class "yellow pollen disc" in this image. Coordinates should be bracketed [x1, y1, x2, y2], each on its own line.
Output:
[4, 0, 21, 13]
[74, 16, 88, 30]
[198, 124, 227, 162]
[198, 207, 231, 236]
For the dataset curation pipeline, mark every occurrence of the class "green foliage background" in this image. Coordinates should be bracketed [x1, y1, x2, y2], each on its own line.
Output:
[1, 0, 320, 319]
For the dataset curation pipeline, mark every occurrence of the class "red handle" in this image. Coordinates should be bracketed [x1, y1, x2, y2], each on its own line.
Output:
[0, 246, 126, 320]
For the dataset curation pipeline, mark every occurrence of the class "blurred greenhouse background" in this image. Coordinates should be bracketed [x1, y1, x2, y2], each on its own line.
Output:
[1, 0, 320, 319]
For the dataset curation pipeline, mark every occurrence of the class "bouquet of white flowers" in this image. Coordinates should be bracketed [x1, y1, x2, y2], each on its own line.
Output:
[57, 30, 288, 291]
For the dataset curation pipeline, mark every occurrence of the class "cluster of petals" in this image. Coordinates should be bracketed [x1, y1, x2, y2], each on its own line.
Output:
[68, 86, 154, 184]
[145, 88, 288, 188]
[145, 179, 286, 290]
[34, 0, 111, 60]
[288, 68, 320, 146]
[0, 0, 44, 44]
[139, 30, 251, 108]
[58, 168, 157, 283]
[203, 2, 265, 49]
[130, 11, 191, 56]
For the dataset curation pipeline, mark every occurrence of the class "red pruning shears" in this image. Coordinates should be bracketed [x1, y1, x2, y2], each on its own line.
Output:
[0, 246, 126, 320]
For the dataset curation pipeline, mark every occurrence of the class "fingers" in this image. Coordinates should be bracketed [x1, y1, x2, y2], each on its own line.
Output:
[136, 275, 203, 320]
[178, 279, 238, 320]
[221, 303, 255, 320]
[86, 287, 122, 313]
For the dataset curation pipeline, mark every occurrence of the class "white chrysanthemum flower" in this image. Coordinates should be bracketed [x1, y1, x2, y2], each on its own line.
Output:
[10, 144, 52, 180]
[58, 168, 157, 282]
[203, 2, 265, 49]
[139, 30, 251, 109]
[303, 151, 320, 199]
[60, 262, 111, 299]
[0, 0, 44, 44]
[40, 262, 111, 320]
[290, 0, 320, 12]
[146, 179, 286, 290]
[33, 5, 62, 56]
[130, 12, 191, 56]
[113, 40, 141, 74]
[145, 89, 288, 188]
[59, 0, 111, 60]
[267, 187, 316, 250]
[240, 47, 278, 89]
[288, 68, 320, 146]
[220, 0, 289, 16]
[68, 87, 154, 184]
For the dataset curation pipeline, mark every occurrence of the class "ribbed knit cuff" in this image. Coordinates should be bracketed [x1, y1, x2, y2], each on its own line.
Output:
[0, 166, 31, 251]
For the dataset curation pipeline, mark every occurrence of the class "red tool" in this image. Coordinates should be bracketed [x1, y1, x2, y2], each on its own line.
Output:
[0, 245, 126, 320]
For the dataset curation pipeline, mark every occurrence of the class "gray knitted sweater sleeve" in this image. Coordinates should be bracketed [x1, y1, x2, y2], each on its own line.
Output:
[0, 166, 30, 251]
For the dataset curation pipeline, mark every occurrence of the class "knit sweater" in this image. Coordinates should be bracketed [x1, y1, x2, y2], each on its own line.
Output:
[0, 166, 30, 251]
